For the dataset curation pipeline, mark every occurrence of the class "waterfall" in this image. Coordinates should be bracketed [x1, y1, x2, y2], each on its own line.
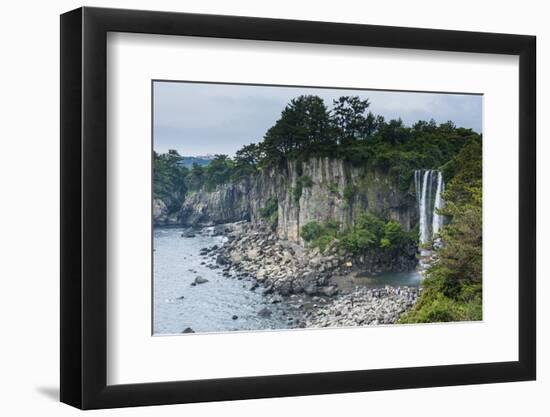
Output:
[432, 171, 444, 236]
[414, 169, 445, 244]
[418, 170, 430, 244]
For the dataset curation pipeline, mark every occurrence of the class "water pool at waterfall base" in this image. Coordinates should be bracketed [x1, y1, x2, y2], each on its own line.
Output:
[354, 270, 422, 288]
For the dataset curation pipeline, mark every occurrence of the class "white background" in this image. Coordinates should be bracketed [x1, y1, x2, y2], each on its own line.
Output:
[108, 33, 518, 385]
[0, 0, 546, 415]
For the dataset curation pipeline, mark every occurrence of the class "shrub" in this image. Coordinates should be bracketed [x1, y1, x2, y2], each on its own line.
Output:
[259, 198, 278, 219]
[292, 175, 314, 204]
[292, 184, 302, 203]
[340, 228, 378, 253]
[301, 221, 323, 242]
[343, 183, 357, 204]
[301, 220, 340, 251]
[301, 175, 314, 187]
[338, 213, 415, 254]
[327, 182, 340, 195]
[399, 289, 482, 323]
[259, 198, 279, 230]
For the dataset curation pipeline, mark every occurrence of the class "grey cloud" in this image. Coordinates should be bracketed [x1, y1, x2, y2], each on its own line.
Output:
[153, 81, 482, 156]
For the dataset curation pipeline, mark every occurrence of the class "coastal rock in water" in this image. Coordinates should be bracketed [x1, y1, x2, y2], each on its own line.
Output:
[216, 254, 229, 265]
[193, 276, 209, 285]
[181, 229, 196, 238]
[182, 327, 195, 333]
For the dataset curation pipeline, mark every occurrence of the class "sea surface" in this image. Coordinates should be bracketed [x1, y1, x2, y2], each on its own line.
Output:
[153, 226, 292, 335]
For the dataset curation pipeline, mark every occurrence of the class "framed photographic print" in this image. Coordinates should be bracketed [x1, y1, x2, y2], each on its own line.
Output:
[60, 6, 536, 409]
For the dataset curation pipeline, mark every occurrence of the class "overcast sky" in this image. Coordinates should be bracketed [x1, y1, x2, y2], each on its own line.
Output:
[153, 81, 482, 156]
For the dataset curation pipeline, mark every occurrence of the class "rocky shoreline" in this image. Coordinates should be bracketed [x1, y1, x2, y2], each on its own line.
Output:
[188, 221, 420, 328]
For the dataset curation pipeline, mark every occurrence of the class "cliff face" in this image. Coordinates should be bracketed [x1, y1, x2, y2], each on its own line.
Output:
[278, 158, 417, 242]
[176, 158, 418, 243]
[178, 182, 252, 226]
[153, 198, 180, 225]
[177, 170, 281, 226]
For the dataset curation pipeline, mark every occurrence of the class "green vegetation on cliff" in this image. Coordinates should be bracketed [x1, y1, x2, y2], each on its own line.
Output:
[153, 150, 188, 213]
[253, 95, 479, 189]
[154, 95, 481, 208]
[301, 212, 417, 256]
[400, 137, 482, 323]
[259, 198, 279, 230]
[301, 220, 340, 251]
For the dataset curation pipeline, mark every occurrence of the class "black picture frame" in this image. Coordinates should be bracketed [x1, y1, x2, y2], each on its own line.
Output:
[60, 6, 536, 410]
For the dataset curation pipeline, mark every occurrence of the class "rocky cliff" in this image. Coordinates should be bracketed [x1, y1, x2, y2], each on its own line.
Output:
[277, 158, 417, 242]
[177, 170, 281, 226]
[175, 158, 418, 244]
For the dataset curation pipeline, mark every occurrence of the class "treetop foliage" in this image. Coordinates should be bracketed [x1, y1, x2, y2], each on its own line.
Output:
[154, 94, 481, 195]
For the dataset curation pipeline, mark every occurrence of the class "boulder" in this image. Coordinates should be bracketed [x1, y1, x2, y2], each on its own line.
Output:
[193, 276, 209, 285]
[321, 286, 338, 297]
[216, 254, 228, 265]
[246, 248, 261, 260]
[304, 283, 318, 296]
[230, 252, 244, 263]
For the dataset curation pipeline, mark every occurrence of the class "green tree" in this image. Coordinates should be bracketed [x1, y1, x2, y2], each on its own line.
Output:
[234, 143, 261, 172]
[400, 138, 482, 323]
[232, 143, 262, 180]
[202, 154, 235, 190]
[331, 96, 371, 145]
[184, 162, 206, 190]
[153, 149, 188, 212]
[260, 95, 333, 167]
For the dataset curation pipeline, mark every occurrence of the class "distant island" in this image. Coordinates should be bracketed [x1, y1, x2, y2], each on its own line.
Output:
[177, 155, 216, 169]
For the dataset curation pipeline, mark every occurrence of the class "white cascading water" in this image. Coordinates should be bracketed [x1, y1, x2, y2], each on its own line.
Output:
[418, 170, 430, 244]
[414, 169, 445, 244]
[432, 171, 444, 236]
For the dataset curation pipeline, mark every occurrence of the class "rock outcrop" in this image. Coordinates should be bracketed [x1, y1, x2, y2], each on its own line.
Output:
[196, 222, 419, 326]
[154, 198, 181, 225]
[178, 158, 418, 243]
[304, 286, 419, 328]
[214, 222, 416, 295]
[277, 158, 417, 242]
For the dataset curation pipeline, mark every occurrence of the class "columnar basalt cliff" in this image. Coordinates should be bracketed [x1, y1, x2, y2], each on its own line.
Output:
[175, 157, 418, 244]
[177, 169, 281, 226]
[277, 158, 417, 242]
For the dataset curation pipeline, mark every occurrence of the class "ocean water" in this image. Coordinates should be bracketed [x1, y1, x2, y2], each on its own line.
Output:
[153, 226, 293, 335]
